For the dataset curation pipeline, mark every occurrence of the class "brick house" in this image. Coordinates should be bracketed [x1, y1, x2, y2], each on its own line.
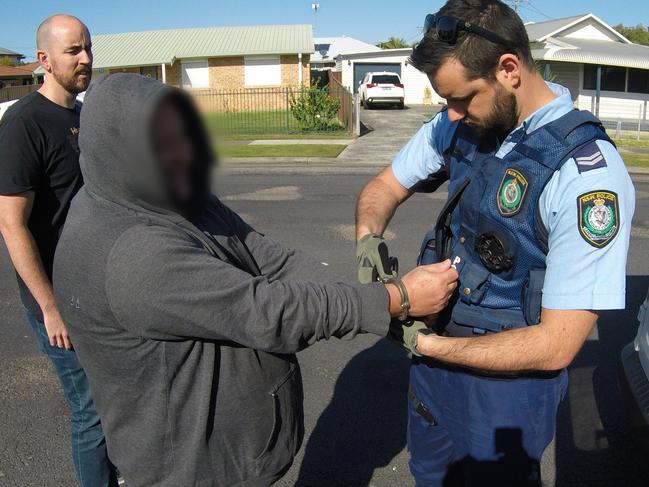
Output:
[88, 24, 313, 91]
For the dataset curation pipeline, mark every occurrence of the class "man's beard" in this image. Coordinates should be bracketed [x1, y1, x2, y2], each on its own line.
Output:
[51, 66, 91, 95]
[467, 85, 519, 142]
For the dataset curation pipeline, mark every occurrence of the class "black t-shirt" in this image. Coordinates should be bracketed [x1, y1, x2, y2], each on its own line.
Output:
[0, 91, 83, 320]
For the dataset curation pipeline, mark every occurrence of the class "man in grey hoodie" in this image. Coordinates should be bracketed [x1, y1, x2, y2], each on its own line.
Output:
[53, 73, 458, 487]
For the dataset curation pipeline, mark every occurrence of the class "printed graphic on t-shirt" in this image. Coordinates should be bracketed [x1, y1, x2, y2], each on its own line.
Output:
[67, 126, 80, 153]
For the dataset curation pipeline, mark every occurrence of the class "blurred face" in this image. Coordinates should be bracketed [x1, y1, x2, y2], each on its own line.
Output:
[152, 100, 196, 204]
[429, 57, 518, 141]
[38, 18, 93, 94]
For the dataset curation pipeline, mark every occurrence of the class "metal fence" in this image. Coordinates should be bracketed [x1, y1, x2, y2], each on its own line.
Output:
[585, 97, 649, 141]
[0, 83, 41, 103]
[192, 85, 354, 136]
[1, 83, 356, 136]
[602, 119, 649, 142]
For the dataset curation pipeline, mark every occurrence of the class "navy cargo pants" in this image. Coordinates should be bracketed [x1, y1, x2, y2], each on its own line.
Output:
[407, 358, 568, 487]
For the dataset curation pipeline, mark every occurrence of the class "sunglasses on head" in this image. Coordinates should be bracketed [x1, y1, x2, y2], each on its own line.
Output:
[423, 14, 515, 51]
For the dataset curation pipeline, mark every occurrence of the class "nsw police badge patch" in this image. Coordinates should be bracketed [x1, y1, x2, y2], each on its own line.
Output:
[497, 168, 528, 216]
[577, 190, 620, 248]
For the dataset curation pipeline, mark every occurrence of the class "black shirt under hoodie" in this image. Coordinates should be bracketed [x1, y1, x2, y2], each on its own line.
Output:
[53, 73, 390, 487]
[0, 91, 83, 321]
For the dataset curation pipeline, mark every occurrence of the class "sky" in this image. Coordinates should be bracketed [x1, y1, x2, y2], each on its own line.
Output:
[1, 0, 648, 61]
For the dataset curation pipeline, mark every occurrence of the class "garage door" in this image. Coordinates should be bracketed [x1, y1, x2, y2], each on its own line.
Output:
[353, 63, 401, 93]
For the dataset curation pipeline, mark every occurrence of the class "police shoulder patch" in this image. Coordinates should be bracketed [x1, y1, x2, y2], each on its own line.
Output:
[497, 168, 528, 217]
[577, 190, 620, 248]
[574, 141, 608, 174]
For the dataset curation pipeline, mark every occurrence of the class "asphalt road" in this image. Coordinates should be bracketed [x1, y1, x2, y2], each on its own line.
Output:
[1, 170, 649, 487]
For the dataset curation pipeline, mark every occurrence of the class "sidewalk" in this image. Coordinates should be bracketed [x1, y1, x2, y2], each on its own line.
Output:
[627, 166, 649, 174]
[221, 153, 649, 178]
[221, 140, 649, 175]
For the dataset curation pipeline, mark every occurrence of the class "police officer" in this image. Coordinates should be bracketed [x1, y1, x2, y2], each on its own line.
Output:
[355, 0, 635, 485]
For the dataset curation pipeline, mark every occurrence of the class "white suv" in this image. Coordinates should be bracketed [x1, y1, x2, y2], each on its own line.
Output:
[619, 289, 649, 449]
[359, 72, 405, 109]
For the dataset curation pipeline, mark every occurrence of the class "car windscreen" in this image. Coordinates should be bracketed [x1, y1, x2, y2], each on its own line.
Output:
[372, 75, 400, 84]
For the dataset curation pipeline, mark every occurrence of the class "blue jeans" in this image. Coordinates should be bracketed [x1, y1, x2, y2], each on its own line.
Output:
[408, 359, 568, 487]
[26, 310, 118, 487]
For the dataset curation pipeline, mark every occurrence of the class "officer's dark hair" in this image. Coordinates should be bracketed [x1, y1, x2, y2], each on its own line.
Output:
[410, 0, 535, 80]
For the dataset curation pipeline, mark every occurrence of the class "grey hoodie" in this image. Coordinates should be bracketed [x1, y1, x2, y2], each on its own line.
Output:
[53, 74, 390, 487]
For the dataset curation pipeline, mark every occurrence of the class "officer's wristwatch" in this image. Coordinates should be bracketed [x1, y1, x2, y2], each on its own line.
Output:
[385, 277, 410, 321]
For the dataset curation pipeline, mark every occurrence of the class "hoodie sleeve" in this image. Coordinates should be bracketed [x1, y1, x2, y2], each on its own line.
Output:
[105, 224, 390, 352]
[217, 201, 345, 284]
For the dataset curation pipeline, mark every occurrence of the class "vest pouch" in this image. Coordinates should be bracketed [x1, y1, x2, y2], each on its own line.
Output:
[449, 244, 491, 306]
[522, 268, 545, 325]
[417, 230, 438, 266]
[451, 302, 527, 334]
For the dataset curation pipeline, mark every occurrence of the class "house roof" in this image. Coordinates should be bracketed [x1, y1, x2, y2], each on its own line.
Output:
[0, 63, 38, 78]
[525, 13, 630, 43]
[89, 24, 314, 69]
[524, 14, 587, 41]
[533, 38, 649, 69]
[339, 47, 412, 59]
[0, 47, 23, 57]
[312, 36, 380, 63]
[526, 12, 649, 69]
[18, 62, 40, 73]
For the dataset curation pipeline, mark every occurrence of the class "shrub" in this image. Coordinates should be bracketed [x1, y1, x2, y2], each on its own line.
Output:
[289, 85, 342, 131]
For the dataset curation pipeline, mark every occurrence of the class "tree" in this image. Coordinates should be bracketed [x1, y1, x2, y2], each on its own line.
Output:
[376, 37, 411, 49]
[613, 24, 649, 46]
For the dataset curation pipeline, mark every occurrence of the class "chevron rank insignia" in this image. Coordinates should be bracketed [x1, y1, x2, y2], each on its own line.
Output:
[577, 190, 619, 248]
[574, 142, 607, 173]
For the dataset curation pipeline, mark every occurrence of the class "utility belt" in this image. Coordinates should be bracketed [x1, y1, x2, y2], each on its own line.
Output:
[418, 179, 545, 336]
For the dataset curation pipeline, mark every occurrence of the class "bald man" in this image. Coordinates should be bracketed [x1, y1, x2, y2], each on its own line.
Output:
[0, 15, 117, 487]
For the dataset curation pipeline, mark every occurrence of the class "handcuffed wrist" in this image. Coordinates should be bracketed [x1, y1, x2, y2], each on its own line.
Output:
[385, 276, 410, 321]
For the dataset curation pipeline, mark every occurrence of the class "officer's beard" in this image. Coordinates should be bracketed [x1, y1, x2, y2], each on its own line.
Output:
[469, 84, 519, 143]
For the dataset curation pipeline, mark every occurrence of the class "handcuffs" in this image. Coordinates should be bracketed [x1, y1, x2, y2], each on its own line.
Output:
[356, 233, 434, 356]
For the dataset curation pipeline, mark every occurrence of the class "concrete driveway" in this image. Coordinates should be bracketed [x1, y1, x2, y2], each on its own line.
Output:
[337, 105, 442, 165]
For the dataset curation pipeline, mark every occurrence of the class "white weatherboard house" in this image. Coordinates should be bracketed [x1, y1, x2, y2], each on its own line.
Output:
[530, 13, 649, 120]
[337, 13, 649, 118]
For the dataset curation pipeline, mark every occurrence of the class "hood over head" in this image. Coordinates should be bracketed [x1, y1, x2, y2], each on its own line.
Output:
[79, 73, 214, 218]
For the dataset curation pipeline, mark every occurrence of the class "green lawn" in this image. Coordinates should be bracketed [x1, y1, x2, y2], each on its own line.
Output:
[204, 111, 347, 138]
[622, 152, 649, 167]
[613, 137, 649, 148]
[218, 144, 347, 158]
[219, 132, 353, 141]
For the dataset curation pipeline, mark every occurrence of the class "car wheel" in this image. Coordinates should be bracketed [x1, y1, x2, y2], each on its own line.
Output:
[365, 100, 372, 110]
[398, 102, 405, 110]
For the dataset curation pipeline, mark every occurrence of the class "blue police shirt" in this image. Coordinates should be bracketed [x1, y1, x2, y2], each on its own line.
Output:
[392, 83, 635, 311]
